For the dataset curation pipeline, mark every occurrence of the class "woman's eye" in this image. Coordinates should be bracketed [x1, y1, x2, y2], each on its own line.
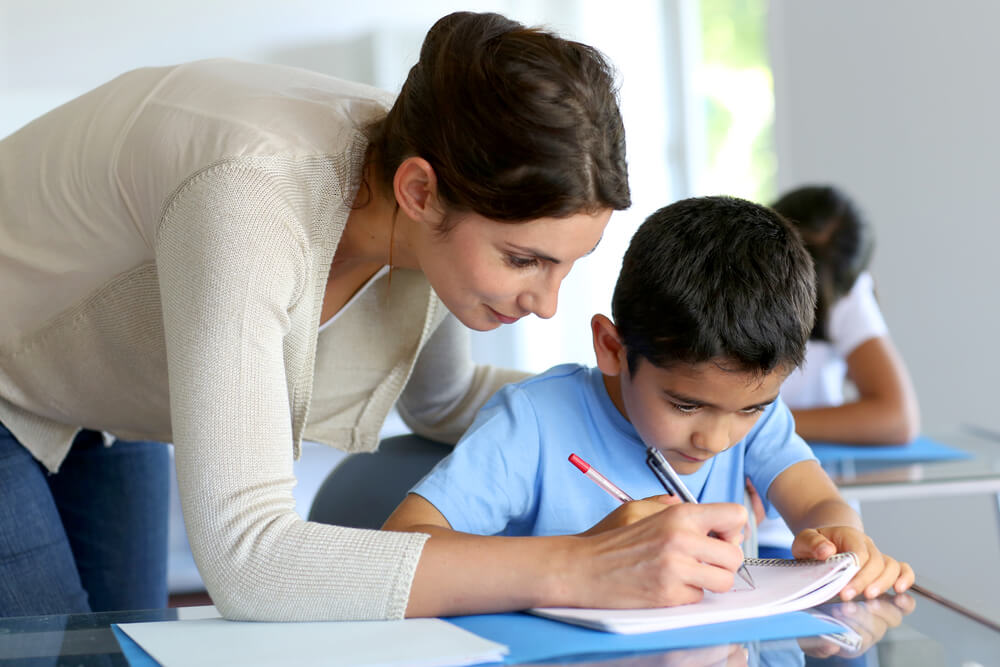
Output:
[672, 403, 699, 414]
[505, 254, 538, 269]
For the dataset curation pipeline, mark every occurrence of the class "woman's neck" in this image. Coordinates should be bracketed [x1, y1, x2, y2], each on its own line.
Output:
[337, 179, 416, 275]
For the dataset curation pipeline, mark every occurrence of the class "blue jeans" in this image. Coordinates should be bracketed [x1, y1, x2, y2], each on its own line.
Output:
[0, 422, 170, 617]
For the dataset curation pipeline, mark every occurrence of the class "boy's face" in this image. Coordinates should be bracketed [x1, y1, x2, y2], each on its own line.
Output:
[616, 358, 787, 475]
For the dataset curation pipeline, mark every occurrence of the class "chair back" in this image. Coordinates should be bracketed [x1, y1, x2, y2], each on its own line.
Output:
[307, 434, 451, 529]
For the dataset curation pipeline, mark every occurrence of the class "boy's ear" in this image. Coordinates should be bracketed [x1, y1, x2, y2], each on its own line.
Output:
[393, 156, 445, 226]
[592, 314, 626, 376]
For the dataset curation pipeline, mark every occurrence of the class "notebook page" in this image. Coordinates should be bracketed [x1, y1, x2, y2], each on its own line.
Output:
[531, 553, 859, 634]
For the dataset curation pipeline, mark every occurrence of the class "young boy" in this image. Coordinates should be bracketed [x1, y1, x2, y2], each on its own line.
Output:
[384, 196, 914, 602]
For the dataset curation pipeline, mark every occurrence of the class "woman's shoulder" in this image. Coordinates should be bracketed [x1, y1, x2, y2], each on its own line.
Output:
[165, 58, 393, 129]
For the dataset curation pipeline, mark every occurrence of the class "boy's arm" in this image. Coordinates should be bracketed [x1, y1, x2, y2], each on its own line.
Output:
[768, 460, 914, 600]
[384, 494, 453, 531]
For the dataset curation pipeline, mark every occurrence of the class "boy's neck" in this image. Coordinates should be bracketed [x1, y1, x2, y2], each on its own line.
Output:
[600, 372, 629, 422]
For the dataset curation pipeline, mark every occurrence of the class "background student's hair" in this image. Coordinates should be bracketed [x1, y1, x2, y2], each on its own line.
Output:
[611, 196, 816, 376]
[367, 11, 631, 228]
[770, 185, 874, 342]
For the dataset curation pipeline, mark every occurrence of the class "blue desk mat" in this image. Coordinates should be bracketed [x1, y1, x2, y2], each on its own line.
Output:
[114, 611, 840, 666]
[445, 611, 840, 664]
[112, 626, 159, 667]
[810, 435, 971, 464]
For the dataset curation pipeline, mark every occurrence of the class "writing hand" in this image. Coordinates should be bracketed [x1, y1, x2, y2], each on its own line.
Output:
[580, 494, 681, 536]
[572, 502, 748, 608]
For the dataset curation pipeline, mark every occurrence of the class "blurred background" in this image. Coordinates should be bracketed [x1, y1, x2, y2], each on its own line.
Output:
[3, 0, 997, 593]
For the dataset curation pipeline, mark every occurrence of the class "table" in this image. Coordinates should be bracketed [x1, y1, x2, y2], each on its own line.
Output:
[823, 430, 1000, 502]
[0, 591, 996, 666]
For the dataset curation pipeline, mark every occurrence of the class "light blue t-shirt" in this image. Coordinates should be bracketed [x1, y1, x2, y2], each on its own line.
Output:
[411, 364, 816, 537]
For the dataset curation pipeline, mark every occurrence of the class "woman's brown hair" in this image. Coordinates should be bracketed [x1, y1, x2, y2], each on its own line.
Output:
[367, 11, 630, 228]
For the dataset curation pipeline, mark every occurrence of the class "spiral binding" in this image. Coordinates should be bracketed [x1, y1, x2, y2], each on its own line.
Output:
[744, 552, 857, 567]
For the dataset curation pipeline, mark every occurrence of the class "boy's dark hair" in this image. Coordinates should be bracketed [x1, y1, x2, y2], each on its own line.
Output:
[612, 196, 816, 376]
[368, 11, 630, 228]
[771, 185, 874, 342]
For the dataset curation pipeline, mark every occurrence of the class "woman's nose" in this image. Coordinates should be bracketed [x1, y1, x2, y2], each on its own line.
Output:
[520, 275, 560, 320]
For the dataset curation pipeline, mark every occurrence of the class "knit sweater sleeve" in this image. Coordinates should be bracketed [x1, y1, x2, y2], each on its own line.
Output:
[396, 314, 530, 445]
[155, 163, 428, 621]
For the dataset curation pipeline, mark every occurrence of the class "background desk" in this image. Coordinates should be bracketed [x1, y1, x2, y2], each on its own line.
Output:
[0, 591, 995, 666]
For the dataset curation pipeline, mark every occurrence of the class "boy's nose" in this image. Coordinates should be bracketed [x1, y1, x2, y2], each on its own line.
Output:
[692, 420, 731, 455]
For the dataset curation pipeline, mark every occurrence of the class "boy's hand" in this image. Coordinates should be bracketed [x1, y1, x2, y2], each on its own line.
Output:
[580, 494, 681, 536]
[791, 525, 915, 600]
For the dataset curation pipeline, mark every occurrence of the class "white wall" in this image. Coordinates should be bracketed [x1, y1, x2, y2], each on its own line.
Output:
[768, 1, 1000, 435]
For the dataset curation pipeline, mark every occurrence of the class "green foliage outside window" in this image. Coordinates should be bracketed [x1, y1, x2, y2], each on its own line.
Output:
[698, 0, 776, 203]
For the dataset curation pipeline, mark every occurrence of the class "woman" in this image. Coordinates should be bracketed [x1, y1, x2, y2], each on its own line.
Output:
[0, 11, 748, 621]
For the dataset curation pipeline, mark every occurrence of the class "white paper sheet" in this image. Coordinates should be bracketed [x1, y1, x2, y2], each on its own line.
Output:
[116, 614, 507, 667]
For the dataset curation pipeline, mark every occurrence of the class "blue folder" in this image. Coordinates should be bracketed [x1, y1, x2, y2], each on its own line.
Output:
[114, 611, 840, 666]
[444, 611, 840, 664]
[810, 435, 971, 464]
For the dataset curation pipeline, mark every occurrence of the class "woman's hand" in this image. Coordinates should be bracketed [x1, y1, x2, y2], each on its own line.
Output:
[791, 525, 915, 600]
[579, 494, 681, 536]
[403, 498, 748, 617]
[568, 502, 749, 609]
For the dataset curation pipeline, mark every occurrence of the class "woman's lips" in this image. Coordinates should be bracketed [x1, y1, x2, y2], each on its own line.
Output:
[488, 306, 520, 324]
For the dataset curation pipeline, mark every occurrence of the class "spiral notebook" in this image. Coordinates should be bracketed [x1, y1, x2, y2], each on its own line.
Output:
[530, 553, 860, 634]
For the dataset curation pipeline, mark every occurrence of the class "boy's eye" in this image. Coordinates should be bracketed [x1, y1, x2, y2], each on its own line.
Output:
[504, 254, 539, 269]
[671, 403, 700, 414]
[740, 405, 766, 415]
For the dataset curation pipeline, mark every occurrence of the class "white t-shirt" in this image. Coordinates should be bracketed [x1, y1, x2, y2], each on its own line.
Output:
[781, 272, 888, 409]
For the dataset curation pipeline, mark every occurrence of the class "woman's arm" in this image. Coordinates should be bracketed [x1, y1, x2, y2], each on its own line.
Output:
[385, 494, 751, 616]
[158, 164, 432, 622]
[790, 336, 920, 444]
[396, 314, 530, 444]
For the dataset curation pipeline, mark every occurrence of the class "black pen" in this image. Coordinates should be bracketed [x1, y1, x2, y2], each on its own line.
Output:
[646, 447, 756, 590]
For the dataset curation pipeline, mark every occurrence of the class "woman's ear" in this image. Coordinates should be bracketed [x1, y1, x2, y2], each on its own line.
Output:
[393, 157, 445, 227]
[592, 314, 626, 376]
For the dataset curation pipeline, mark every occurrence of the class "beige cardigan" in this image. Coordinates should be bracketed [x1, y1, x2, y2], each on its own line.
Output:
[0, 59, 524, 621]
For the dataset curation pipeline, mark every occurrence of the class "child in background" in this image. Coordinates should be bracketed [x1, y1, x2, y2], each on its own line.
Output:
[385, 196, 914, 603]
[774, 185, 920, 444]
[755, 185, 922, 558]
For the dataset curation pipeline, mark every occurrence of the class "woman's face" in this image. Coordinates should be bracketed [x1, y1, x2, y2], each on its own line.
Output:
[416, 209, 612, 331]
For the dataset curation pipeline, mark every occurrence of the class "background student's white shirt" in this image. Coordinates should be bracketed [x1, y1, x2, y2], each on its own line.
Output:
[781, 272, 889, 410]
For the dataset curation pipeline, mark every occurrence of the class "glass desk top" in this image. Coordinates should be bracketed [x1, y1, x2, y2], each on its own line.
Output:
[822, 430, 1000, 501]
[0, 591, 996, 666]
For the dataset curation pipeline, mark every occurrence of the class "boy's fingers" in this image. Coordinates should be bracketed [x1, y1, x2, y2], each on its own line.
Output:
[791, 529, 836, 559]
[863, 557, 900, 599]
[893, 562, 916, 593]
[843, 548, 884, 600]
